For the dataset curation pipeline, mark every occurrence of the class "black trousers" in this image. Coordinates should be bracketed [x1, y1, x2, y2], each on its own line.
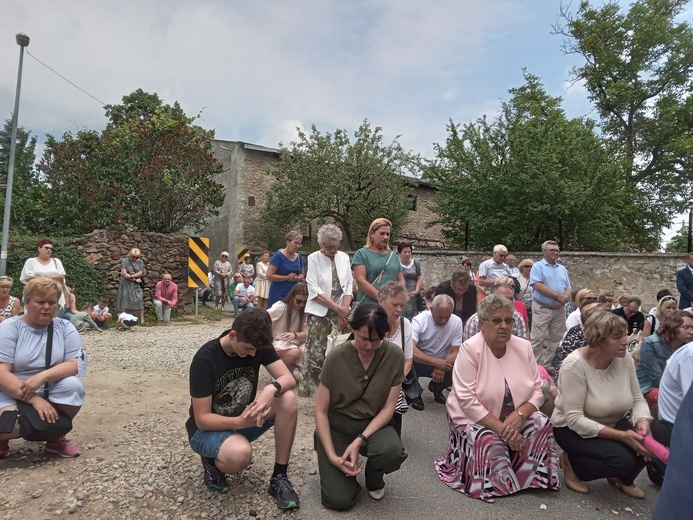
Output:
[413, 362, 452, 395]
[554, 426, 647, 485]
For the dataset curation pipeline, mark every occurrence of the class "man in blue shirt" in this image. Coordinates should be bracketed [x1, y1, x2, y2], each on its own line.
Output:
[529, 241, 572, 367]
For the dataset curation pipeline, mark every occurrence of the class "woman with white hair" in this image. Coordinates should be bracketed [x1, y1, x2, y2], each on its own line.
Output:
[299, 224, 353, 397]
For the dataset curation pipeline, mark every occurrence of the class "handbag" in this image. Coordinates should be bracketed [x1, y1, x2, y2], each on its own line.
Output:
[394, 316, 409, 415]
[17, 322, 73, 441]
[128, 259, 146, 289]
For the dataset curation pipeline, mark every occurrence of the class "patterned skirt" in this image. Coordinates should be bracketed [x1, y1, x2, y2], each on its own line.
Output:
[434, 412, 560, 502]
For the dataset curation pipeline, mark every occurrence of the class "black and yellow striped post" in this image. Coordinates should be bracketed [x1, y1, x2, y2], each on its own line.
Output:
[188, 237, 210, 317]
[237, 247, 250, 263]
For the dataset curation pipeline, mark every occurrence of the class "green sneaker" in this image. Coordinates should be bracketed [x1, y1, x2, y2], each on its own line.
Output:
[268, 474, 300, 509]
[201, 456, 229, 493]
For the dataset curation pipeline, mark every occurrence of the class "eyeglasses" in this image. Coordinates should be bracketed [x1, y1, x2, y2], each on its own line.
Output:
[680, 325, 693, 331]
[583, 297, 598, 302]
[485, 317, 514, 327]
[43, 246, 54, 251]
[132, 256, 140, 259]
[294, 297, 307, 305]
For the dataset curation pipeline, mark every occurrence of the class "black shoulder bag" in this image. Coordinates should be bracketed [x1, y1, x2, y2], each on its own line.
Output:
[399, 317, 422, 403]
[17, 322, 74, 441]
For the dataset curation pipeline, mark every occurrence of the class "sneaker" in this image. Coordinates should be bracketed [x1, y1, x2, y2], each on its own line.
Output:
[368, 487, 385, 500]
[45, 436, 80, 458]
[268, 474, 300, 509]
[0, 440, 9, 458]
[201, 456, 230, 493]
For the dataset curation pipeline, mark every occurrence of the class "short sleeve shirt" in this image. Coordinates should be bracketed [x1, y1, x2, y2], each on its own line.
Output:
[186, 331, 280, 439]
[529, 259, 571, 306]
[478, 259, 511, 281]
[352, 248, 402, 304]
[320, 340, 404, 420]
[0, 317, 82, 404]
[411, 311, 463, 359]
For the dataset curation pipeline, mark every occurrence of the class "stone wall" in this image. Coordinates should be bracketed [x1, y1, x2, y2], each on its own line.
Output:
[412, 250, 690, 311]
[400, 183, 445, 246]
[71, 226, 190, 309]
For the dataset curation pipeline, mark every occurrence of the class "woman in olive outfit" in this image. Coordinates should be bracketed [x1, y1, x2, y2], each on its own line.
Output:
[314, 303, 408, 510]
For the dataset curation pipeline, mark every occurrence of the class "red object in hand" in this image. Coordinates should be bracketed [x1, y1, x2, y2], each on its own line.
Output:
[636, 429, 669, 463]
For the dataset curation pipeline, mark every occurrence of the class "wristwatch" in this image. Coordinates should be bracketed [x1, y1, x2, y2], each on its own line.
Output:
[516, 409, 524, 418]
[271, 381, 282, 397]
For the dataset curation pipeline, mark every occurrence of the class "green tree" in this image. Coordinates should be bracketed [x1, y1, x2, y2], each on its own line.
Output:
[428, 72, 642, 251]
[665, 224, 691, 252]
[38, 91, 225, 234]
[555, 0, 693, 235]
[0, 118, 48, 233]
[262, 119, 419, 250]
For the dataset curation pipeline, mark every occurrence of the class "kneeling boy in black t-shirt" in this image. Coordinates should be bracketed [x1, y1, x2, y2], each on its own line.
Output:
[186, 308, 300, 510]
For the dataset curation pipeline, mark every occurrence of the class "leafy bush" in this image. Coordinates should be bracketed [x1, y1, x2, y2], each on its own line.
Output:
[6, 235, 107, 307]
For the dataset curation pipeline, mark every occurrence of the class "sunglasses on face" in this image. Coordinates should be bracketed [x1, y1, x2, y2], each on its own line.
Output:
[294, 297, 307, 305]
[43, 246, 54, 251]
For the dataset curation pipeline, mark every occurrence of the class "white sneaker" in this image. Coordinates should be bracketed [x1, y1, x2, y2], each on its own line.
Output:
[368, 488, 385, 500]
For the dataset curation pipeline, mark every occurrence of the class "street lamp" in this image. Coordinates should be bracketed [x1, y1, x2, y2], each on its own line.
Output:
[0, 33, 30, 276]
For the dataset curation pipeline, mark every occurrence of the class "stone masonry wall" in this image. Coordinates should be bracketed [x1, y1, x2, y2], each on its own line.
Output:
[412, 250, 690, 311]
[71, 226, 190, 309]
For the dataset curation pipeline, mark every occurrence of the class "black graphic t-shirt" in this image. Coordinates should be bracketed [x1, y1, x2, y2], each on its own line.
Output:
[185, 330, 280, 439]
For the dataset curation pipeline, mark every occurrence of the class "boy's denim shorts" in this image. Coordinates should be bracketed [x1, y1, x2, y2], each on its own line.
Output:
[189, 420, 273, 459]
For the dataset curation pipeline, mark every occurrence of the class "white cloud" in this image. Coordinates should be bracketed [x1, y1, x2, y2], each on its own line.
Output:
[0, 0, 579, 160]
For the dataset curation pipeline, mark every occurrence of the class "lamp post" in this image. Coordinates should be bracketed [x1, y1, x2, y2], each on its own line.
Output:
[0, 33, 30, 276]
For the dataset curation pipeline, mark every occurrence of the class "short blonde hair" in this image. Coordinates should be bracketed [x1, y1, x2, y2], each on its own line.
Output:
[23, 277, 61, 303]
[584, 312, 627, 348]
[365, 218, 392, 248]
[378, 280, 408, 303]
[478, 294, 515, 320]
[518, 259, 533, 269]
[129, 248, 142, 258]
[574, 288, 595, 308]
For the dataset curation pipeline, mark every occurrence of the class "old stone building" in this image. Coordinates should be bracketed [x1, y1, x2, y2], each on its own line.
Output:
[199, 139, 445, 260]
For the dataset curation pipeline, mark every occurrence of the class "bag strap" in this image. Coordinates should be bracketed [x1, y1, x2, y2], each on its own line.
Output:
[43, 321, 54, 400]
[399, 316, 405, 352]
[358, 251, 395, 303]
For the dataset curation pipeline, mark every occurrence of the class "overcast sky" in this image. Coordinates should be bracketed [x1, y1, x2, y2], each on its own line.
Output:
[0, 0, 684, 243]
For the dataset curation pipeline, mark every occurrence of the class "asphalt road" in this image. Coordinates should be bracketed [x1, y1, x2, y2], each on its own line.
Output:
[294, 387, 660, 520]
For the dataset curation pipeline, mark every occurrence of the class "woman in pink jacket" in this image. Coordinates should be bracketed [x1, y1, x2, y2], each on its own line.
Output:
[434, 294, 560, 502]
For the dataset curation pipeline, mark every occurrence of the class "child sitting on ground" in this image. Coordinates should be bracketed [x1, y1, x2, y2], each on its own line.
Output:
[91, 296, 113, 329]
[117, 311, 139, 331]
[70, 303, 102, 333]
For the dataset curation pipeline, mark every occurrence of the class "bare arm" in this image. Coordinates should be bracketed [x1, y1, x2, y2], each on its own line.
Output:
[353, 265, 379, 301]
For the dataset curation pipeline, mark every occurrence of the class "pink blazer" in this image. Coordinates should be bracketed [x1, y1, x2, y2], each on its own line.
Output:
[446, 332, 543, 425]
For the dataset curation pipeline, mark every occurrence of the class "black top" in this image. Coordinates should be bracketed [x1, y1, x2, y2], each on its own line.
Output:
[186, 330, 280, 439]
[435, 280, 477, 325]
[612, 307, 645, 336]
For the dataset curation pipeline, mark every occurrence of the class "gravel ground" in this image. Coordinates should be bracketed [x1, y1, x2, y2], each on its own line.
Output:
[0, 320, 316, 520]
[0, 319, 661, 520]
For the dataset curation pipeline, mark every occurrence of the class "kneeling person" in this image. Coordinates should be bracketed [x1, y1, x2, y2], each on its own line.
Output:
[186, 308, 300, 510]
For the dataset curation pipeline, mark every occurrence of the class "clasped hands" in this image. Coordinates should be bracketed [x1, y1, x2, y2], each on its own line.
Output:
[500, 412, 525, 451]
[432, 357, 455, 382]
[332, 440, 364, 477]
[240, 388, 274, 427]
[19, 373, 46, 401]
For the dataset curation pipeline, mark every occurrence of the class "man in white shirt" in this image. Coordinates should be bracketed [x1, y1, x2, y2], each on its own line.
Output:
[233, 276, 255, 315]
[659, 340, 693, 427]
[410, 294, 463, 410]
[477, 244, 512, 289]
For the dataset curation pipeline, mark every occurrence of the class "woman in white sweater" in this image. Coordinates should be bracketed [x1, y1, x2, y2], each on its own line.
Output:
[552, 312, 653, 499]
[298, 224, 352, 398]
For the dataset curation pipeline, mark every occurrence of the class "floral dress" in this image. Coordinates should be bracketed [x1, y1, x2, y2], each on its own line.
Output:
[212, 260, 232, 297]
[401, 259, 422, 320]
[116, 257, 146, 310]
[299, 262, 342, 397]
[434, 380, 559, 502]
[0, 296, 16, 318]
